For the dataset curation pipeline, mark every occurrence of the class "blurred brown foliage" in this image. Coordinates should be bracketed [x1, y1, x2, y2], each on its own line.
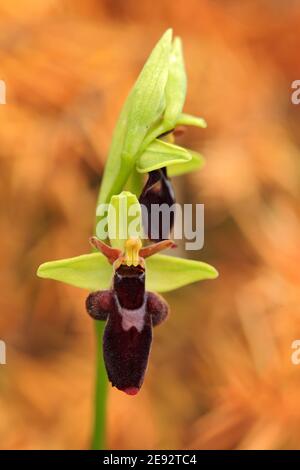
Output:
[1, 0, 300, 449]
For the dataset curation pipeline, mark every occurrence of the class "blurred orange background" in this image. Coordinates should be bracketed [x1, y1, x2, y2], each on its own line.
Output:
[1, 0, 300, 450]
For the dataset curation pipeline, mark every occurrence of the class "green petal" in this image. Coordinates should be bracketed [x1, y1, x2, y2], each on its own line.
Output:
[37, 252, 218, 293]
[136, 139, 191, 173]
[176, 113, 207, 129]
[37, 253, 113, 291]
[163, 37, 187, 128]
[146, 254, 218, 292]
[167, 150, 205, 177]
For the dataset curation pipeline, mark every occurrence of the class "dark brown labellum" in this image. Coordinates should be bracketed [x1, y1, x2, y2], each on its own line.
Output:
[114, 264, 145, 309]
[86, 264, 169, 395]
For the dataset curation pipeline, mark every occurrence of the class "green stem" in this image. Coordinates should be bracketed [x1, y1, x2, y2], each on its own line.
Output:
[91, 321, 108, 450]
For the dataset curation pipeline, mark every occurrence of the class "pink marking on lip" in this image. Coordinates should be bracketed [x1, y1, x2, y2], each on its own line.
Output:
[123, 387, 139, 396]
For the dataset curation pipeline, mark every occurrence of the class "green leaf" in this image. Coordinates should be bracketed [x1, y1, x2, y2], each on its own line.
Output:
[176, 113, 207, 129]
[136, 139, 191, 173]
[98, 29, 173, 207]
[163, 37, 187, 128]
[167, 150, 205, 177]
[37, 252, 218, 293]
[37, 253, 113, 291]
[146, 254, 218, 292]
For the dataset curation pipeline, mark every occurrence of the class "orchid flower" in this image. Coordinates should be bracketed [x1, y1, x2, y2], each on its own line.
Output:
[36, 29, 218, 449]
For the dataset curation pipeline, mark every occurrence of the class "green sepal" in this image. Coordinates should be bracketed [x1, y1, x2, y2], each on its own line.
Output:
[176, 113, 207, 129]
[107, 191, 142, 250]
[37, 253, 218, 293]
[136, 139, 191, 173]
[167, 150, 205, 177]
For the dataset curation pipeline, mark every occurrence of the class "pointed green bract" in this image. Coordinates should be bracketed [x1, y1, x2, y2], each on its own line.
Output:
[123, 29, 172, 159]
[167, 150, 205, 177]
[136, 138, 191, 173]
[98, 29, 173, 208]
[37, 252, 218, 293]
[163, 37, 187, 128]
[96, 31, 207, 216]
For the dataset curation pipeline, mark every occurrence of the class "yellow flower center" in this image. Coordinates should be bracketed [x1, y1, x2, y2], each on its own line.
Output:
[124, 238, 142, 267]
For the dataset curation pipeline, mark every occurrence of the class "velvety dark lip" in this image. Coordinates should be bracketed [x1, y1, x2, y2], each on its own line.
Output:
[115, 264, 145, 277]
